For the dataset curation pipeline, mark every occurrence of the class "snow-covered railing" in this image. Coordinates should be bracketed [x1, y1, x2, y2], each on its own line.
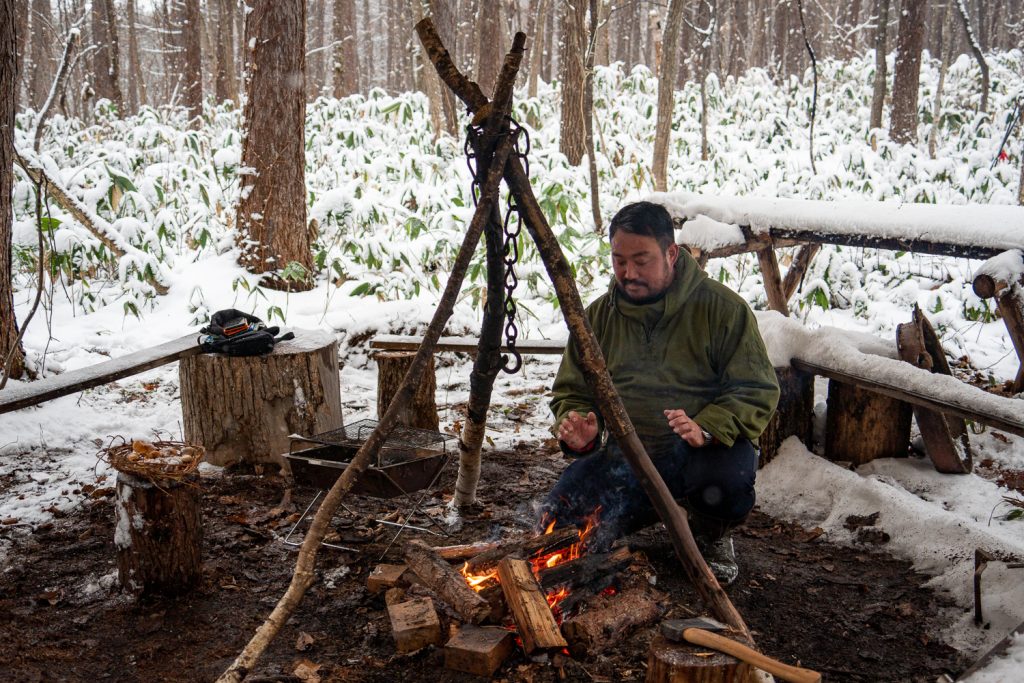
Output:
[650, 192, 1024, 261]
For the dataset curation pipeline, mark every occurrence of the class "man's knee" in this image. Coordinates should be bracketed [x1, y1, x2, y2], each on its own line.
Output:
[682, 439, 758, 522]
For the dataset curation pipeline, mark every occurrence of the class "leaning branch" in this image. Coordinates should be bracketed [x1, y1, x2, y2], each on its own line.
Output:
[32, 27, 81, 152]
[14, 150, 168, 295]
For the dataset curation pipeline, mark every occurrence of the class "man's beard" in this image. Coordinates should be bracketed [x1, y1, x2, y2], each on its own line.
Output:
[617, 280, 670, 305]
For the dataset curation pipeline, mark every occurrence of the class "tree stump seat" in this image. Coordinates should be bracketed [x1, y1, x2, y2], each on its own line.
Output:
[179, 328, 342, 466]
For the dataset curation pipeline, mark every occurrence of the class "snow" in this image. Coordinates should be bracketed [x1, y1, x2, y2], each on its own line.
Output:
[978, 250, 1024, 286]
[962, 631, 1024, 682]
[3, 48, 1024, 679]
[651, 191, 1024, 252]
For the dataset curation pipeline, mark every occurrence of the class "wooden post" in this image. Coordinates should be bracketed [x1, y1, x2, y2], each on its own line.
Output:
[180, 329, 342, 466]
[973, 261, 1024, 394]
[825, 381, 912, 465]
[115, 472, 202, 595]
[374, 351, 439, 430]
[496, 557, 567, 653]
[647, 634, 755, 683]
[758, 366, 814, 466]
[756, 245, 790, 315]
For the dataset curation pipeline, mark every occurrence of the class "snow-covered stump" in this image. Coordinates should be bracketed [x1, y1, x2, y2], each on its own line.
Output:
[758, 366, 814, 466]
[374, 350, 439, 430]
[825, 381, 912, 465]
[179, 329, 343, 467]
[115, 471, 202, 595]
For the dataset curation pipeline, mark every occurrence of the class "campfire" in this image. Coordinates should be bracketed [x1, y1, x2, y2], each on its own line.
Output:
[373, 506, 668, 677]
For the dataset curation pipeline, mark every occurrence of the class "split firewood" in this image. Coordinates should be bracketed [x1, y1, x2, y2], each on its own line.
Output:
[387, 597, 443, 654]
[497, 557, 568, 654]
[561, 586, 665, 657]
[404, 540, 491, 624]
[464, 527, 579, 573]
[366, 563, 410, 594]
[444, 625, 515, 677]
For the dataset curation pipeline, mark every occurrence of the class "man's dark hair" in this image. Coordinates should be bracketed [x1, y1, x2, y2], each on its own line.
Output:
[607, 201, 676, 251]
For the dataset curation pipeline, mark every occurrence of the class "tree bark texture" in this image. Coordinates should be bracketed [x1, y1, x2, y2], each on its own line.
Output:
[237, 0, 314, 289]
[889, 0, 927, 145]
[869, 0, 890, 133]
[562, 586, 664, 658]
[1, 0, 25, 381]
[928, 1, 954, 159]
[215, 0, 238, 104]
[91, 0, 123, 114]
[180, 330, 342, 466]
[584, 0, 601, 233]
[375, 351, 439, 430]
[428, 0, 458, 134]
[757, 366, 813, 466]
[115, 471, 202, 595]
[475, 0, 504, 89]
[558, 0, 586, 166]
[403, 540, 491, 624]
[416, 17, 753, 644]
[652, 0, 685, 193]
[333, 0, 359, 97]
[526, 0, 548, 99]
[825, 381, 912, 465]
[183, 0, 202, 125]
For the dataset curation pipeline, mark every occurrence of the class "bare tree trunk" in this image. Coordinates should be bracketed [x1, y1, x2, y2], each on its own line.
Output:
[527, 0, 548, 98]
[475, 0, 504, 89]
[889, 0, 926, 145]
[126, 0, 147, 111]
[14, 0, 27, 108]
[869, 0, 890, 136]
[183, 0, 202, 125]
[332, 0, 359, 97]
[928, 2, 954, 159]
[595, 0, 609, 66]
[699, 0, 718, 162]
[584, 0, 600, 233]
[28, 0, 53, 110]
[429, 0, 458, 134]
[648, 6, 661, 74]
[237, 0, 313, 290]
[542, 0, 555, 81]
[308, 0, 326, 99]
[652, 0, 686, 193]
[954, 0, 990, 114]
[92, 0, 123, 114]
[215, 0, 238, 104]
[771, 0, 789, 80]
[1, 0, 25, 380]
[558, 0, 586, 166]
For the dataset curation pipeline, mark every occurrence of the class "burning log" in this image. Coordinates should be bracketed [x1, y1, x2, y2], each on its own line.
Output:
[561, 586, 665, 658]
[404, 540, 491, 624]
[444, 625, 515, 677]
[463, 527, 579, 573]
[433, 540, 502, 562]
[497, 557, 568, 654]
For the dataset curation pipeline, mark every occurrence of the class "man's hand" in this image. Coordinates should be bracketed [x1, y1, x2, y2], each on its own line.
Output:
[558, 411, 599, 451]
[664, 408, 708, 448]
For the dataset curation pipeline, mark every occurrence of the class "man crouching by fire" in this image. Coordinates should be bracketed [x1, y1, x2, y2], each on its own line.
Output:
[537, 201, 780, 586]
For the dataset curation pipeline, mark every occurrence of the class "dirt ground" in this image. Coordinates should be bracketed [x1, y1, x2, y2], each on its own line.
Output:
[0, 440, 970, 682]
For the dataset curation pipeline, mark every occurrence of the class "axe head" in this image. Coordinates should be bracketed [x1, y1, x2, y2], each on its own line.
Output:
[661, 617, 730, 641]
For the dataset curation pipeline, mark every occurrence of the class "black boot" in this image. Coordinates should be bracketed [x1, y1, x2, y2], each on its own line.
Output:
[689, 513, 741, 587]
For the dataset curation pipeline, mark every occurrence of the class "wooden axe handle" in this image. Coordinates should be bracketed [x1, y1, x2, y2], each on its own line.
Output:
[683, 628, 821, 683]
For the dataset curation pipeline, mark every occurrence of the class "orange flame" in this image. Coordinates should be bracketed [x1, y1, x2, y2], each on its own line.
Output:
[459, 562, 499, 591]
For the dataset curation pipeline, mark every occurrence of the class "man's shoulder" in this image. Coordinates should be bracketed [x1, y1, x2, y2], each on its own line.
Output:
[690, 277, 754, 314]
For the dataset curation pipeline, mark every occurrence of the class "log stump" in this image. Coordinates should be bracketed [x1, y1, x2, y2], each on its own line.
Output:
[825, 380, 912, 466]
[180, 329, 342, 466]
[758, 366, 814, 466]
[115, 472, 202, 595]
[647, 634, 756, 683]
[374, 350, 439, 430]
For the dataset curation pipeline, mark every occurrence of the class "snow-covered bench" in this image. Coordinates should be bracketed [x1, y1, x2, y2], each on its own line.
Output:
[649, 193, 1024, 393]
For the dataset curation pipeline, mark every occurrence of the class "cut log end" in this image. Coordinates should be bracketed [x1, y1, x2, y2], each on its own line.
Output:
[646, 634, 757, 683]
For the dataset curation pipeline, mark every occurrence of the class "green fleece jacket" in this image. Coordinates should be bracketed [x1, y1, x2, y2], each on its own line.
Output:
[551, 251, 780, 448]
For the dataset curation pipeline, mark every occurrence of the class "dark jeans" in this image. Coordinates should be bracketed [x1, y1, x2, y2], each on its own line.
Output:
[537, 437, 758, 550]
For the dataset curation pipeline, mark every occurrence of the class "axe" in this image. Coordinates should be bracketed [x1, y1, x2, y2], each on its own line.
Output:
[661, 617, 822, 683]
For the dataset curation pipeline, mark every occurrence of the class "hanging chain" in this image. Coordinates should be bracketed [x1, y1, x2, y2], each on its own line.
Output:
[463, 117, 531, 374]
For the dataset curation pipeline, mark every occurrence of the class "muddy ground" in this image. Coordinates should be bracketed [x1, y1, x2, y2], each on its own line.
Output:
[0, 441, 971, 682]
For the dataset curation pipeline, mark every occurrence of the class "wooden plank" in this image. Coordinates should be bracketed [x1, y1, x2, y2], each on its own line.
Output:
[792, 359, 1024, 438]
[370, 334, 566, 355]
[0, 334, 200, 415]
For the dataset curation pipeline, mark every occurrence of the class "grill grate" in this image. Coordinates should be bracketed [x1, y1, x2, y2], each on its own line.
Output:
[298, 419, 457, 466]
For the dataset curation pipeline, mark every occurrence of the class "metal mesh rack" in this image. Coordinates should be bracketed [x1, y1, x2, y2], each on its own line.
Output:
[295, 418, 457, 467]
